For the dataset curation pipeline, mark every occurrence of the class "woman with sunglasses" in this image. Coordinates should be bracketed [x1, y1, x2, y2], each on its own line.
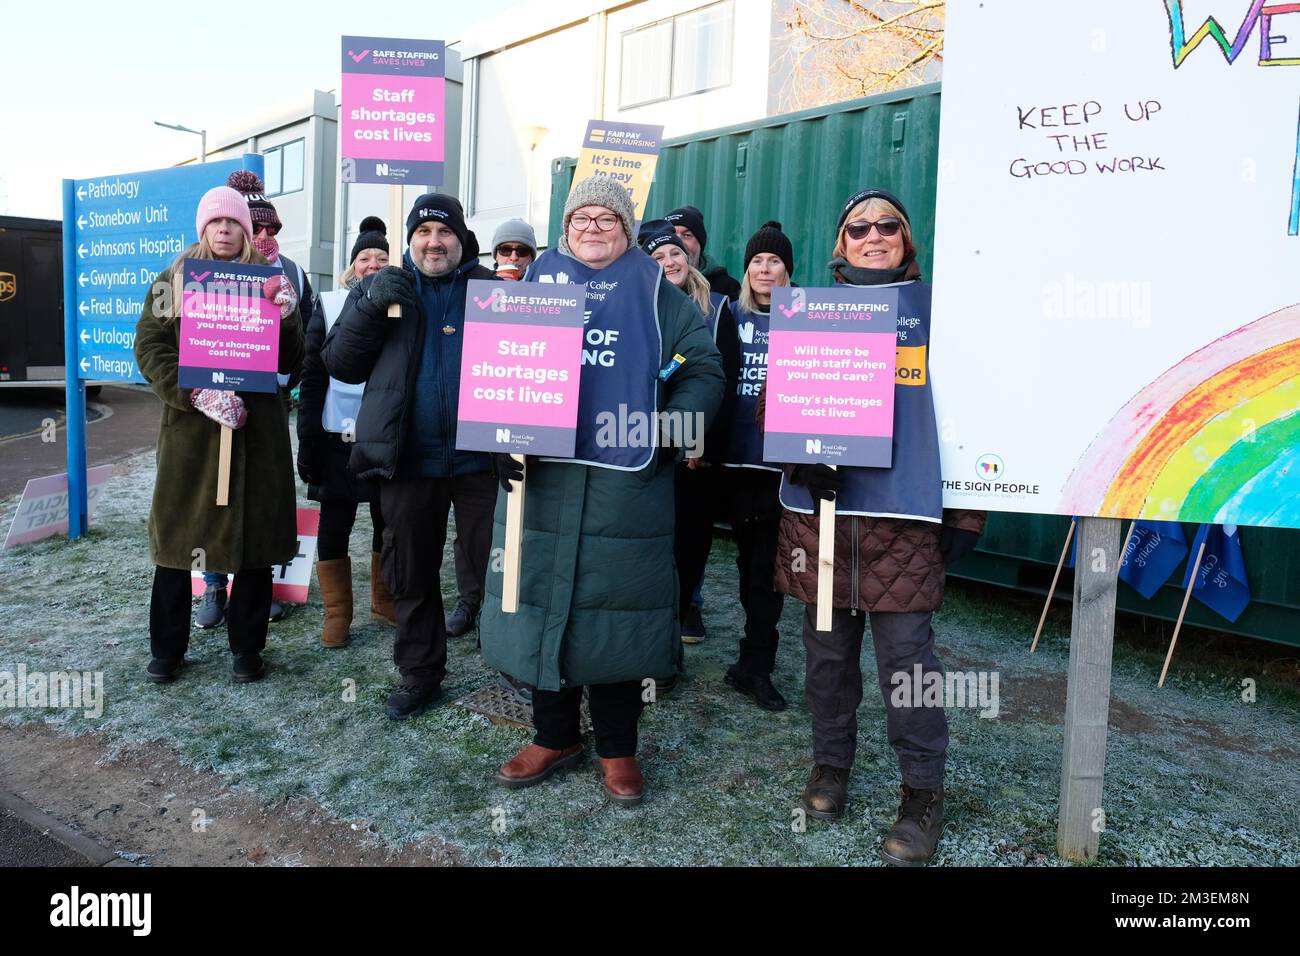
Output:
[760, 188, 985, 866]
[717, 221, 795, 711]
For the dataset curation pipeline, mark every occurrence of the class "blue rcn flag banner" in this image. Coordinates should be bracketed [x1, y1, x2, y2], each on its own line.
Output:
[1181, 524, 1251, 623]
[1118, 520, 1188, 599]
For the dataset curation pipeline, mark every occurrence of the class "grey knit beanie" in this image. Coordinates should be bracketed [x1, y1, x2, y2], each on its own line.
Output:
[559, 174, 636, 254]
[491, 218, 538, 257]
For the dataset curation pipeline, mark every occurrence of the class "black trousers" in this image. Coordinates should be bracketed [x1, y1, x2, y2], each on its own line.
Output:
[724, 468, 785, 676]
[150, 565, 271, 659]
[377, 472, 496, 687]
[317, 498, 385, 560]
[532, 681, 645, 758]
[801, 605, 949, 789]
[673, 462, 718, 619]
[449, 476, 497, 609]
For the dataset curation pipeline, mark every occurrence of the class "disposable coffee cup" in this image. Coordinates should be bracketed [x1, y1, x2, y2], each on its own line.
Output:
[496, 262, 522, 281]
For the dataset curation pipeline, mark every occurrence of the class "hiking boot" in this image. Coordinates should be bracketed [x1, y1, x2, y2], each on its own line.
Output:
[680, 605, 706, 644]
[495, 743, 583, 789]
[880, 784, 945, 867]
[445, 601, 478, 638]
[384, 682, 442, 720]
[195, 585, 226, 629]
[268, 599, 285, 623]
[146, 657, 184, 683]
[801, 764, 849, 820]
[725, 665, 787, 711]
[232, 652, 265, 683]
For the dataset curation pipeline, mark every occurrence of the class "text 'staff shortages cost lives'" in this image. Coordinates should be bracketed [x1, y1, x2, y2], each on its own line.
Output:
[340, 36, 445, 186]
[67, 156, 264, 383]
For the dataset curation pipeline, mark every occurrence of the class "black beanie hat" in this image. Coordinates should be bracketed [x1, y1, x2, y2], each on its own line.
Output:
[836, 187, 910, 232]
[406, 193, 469, 248]
[665, 205, 707, 253]
[744, 220, 794, 279]
[350, 216, 389, 263]
[637, 219, 687, 256]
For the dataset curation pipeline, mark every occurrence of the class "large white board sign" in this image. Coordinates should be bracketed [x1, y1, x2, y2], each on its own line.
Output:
[932, 1, 1299, 529]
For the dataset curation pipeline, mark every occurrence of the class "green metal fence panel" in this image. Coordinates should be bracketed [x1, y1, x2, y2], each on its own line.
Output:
[546, 84, 1300, 647]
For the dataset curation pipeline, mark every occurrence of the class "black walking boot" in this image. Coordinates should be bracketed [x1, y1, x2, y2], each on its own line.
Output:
[800, 764, 849, 820]
[725, 664, 787, 711]
[445, 601, 479, 638]
[385, 682, 442, 720]
[880, 784, 945, 867]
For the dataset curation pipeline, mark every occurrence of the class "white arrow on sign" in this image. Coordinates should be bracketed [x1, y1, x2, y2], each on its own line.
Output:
[77, 216, 87, 230]
[80, 330, 89, 344]
[78, 244, 88, 259]
[78, 274, 88, 288]
[76, 186, 86, 200]
[78, 301, 89, 316]
[80, 358, 90, 373]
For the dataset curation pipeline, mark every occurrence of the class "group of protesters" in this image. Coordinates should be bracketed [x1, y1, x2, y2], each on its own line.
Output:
[133, 169, 984, 866]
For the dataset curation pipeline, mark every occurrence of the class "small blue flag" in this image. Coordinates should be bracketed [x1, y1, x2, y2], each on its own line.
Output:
[1181, 524, 1251, 623]
[1118, 520, 1188, 599]
[1065, 517, 1079, 568]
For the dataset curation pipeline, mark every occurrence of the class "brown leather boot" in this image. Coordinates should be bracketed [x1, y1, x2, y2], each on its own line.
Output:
[316, 557, 353, 649]
[370, 551, 397, 626]
[599, 756, 644, 807]
[880, 784, 945, 867]
[495, 743, 583, 789]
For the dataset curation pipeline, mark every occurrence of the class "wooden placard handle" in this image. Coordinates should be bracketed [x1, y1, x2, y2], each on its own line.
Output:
[387, 184, 404, 319]
[816, 466, 836, 632]
[216, 424, 233, 507]
[501, 455, 526, 613]
[1159, 538, 1206, 688]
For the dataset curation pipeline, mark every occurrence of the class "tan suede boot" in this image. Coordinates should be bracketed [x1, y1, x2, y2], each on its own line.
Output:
[370, 552, 397, 626]
[317, 557, 353, 649]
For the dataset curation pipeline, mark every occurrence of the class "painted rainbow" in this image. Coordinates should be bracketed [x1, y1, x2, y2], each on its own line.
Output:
[1060, 304, 1300, 528]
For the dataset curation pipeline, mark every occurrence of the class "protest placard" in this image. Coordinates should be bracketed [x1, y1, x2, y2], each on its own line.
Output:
[191, 508, 321, 604]
[455, 280, 586, 458]
[762, 286, 899, 467]
[569, 121, 664, 228]
[177, 258, 281, 393]
[3, 466, 113, 550]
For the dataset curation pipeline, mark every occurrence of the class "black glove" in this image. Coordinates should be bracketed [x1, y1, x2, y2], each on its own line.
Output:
[939, 526, 980, 566]
[296, 435, 328, 486]
[365, 266, 418, 314]
[492, 453, 526, 493]
[790, 463, 842, 502]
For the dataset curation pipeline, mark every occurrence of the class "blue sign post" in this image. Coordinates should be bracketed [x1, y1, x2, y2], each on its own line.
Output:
[60, 154, 263, 538]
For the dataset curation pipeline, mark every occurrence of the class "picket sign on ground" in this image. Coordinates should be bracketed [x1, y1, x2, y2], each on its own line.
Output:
[190, 508, 321, 603]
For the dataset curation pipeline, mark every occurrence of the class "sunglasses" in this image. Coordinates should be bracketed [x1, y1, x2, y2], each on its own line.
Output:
[497, 244, 532, 257]
[254, 223, 281, 237]
[845, 218, 901, 240]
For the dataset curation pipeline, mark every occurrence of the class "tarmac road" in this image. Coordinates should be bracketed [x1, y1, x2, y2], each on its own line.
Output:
[0, 384, 160, 499]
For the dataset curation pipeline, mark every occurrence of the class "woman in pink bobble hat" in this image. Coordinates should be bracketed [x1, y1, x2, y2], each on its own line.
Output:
[132, 184, 305, 685]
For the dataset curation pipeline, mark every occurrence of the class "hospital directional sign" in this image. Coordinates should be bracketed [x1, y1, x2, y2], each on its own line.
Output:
[65, 155, 264, 382]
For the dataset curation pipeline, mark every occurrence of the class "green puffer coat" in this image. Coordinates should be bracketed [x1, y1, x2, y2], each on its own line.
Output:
[479, 279, 725, 691]
[133, 260, 305, 572]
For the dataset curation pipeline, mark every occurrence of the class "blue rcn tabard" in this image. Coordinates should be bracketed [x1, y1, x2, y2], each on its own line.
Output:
[725, 302, 780, 472]
[527, 247, 662, 470]
[778, 280, 943, 521]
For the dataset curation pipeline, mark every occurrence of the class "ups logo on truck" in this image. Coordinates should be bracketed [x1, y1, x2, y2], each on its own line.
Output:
[0, 273, 15, 302]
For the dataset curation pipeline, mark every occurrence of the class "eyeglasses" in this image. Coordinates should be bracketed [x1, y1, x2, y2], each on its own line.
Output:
[497, 244, 532, 258]
[254, 223, 281, 237]
[845, 218, 901, 241]
[570, 213, 620, 232]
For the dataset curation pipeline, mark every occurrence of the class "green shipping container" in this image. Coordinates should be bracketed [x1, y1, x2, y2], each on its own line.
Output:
[548, 83, 1300, 647]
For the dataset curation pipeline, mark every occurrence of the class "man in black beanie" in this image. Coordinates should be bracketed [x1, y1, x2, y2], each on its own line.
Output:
[666, 204, 742, 301]
[322, 193, 498, 719]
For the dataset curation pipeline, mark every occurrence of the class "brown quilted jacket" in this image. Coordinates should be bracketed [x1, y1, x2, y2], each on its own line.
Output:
[757, 382, 986, 613]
